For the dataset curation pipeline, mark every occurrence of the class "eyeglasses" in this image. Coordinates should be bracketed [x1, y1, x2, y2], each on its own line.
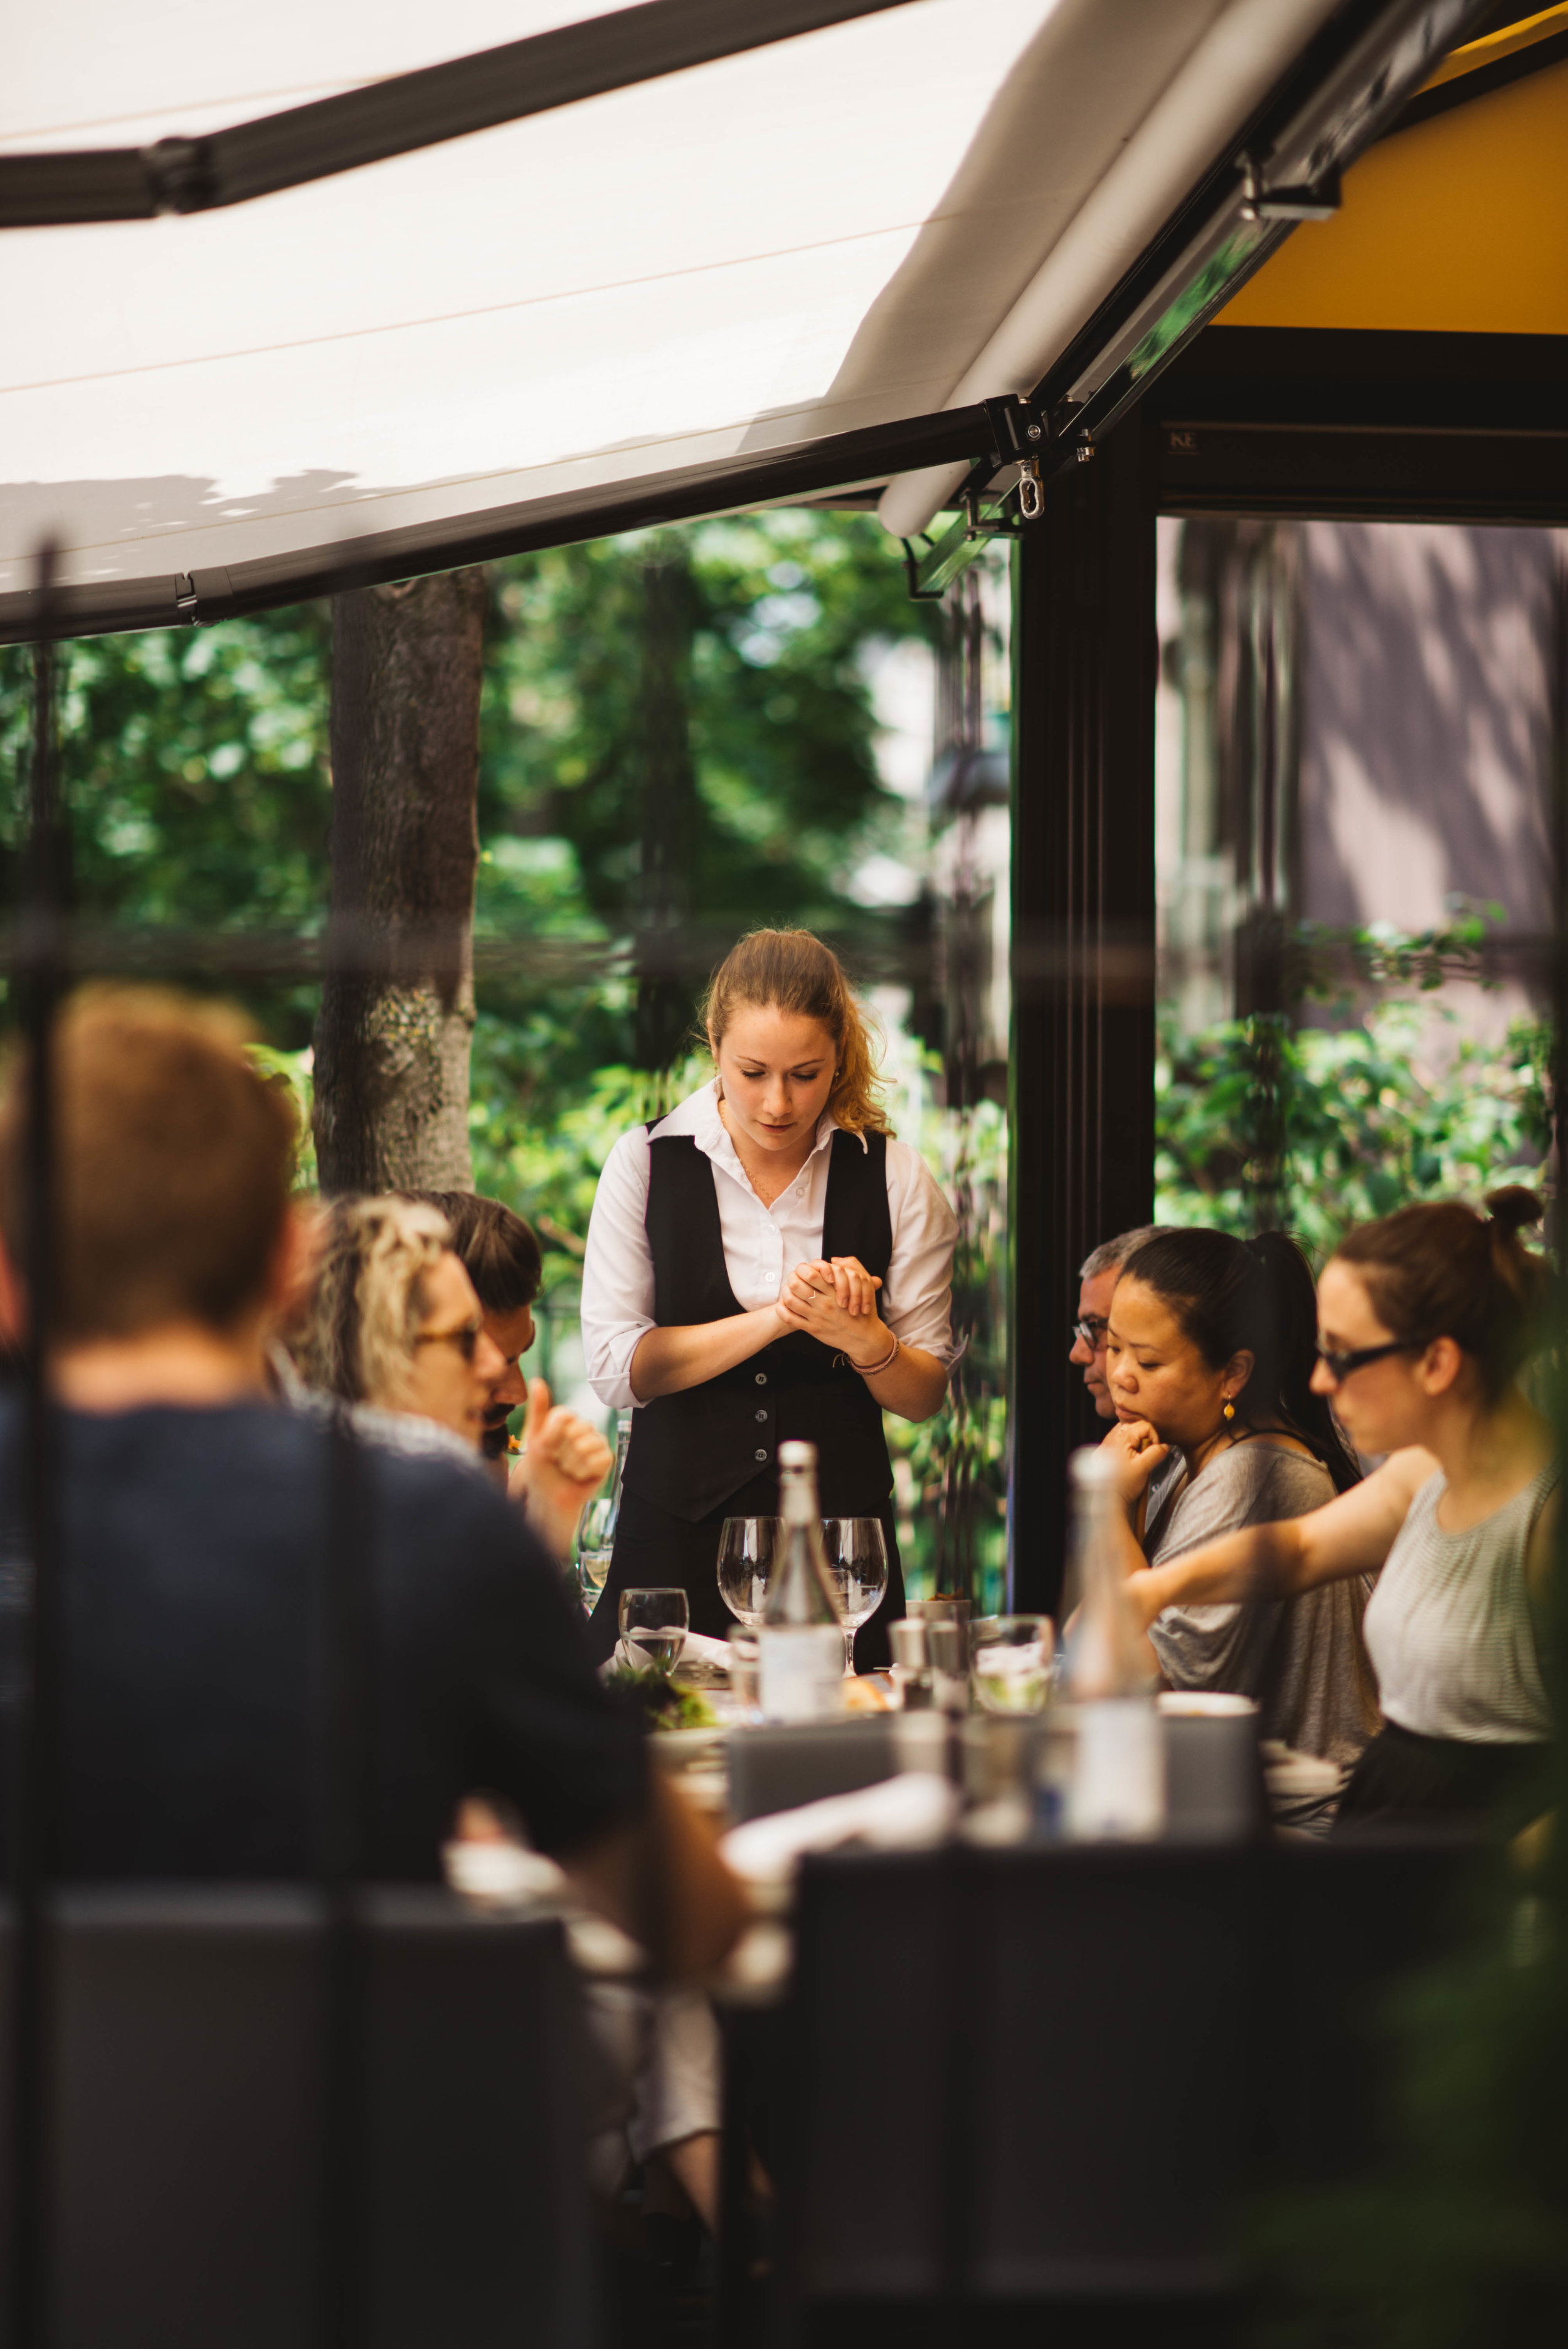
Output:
[1314, 1337, 1424, 1384]
[413, 1317, 484, 1364]
[1070, 1315, 1110, 1349]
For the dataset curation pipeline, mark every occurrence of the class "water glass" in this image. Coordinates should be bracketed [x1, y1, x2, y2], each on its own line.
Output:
[618, 1586, 689, 1677]
[820, 1517, 889, 1675]
[716, 1515, 781, 1628]
[971, 1614, 1054, 1715]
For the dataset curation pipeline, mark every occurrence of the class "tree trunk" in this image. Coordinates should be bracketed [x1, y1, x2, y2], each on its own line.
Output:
[634, 539, 698, 1071]
[314, 570, 486, 1192]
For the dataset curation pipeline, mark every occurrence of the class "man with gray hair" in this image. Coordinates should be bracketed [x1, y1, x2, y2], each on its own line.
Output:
[1070, 1224, 1167, 1419]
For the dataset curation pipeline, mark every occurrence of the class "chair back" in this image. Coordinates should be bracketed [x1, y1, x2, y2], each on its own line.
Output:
[773, 1834, 1472, 2326]
[727, 1718, 898, 1821]
[0, 1885, 593, 2349]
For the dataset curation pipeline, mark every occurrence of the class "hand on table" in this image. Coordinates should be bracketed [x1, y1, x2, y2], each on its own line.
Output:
[777, 1255, 889, 1364]
[1099, 1415, 1170, 1509]
[508, 1377, 614, 1559]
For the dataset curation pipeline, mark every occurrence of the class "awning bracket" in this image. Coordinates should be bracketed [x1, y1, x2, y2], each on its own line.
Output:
[1239, 157, 1342, 222]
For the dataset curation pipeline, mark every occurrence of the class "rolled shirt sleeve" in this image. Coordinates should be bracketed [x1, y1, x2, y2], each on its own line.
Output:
[580, 1125, 657, 1411]
[881, 1139, 960, 1366]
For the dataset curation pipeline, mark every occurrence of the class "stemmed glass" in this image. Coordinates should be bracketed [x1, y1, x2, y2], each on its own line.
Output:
[618, 1587, 689, 1677]
[820, 1518, 889, 1677]
[576, 1495, 615, 1613]
[716, 1516, 781, 1630]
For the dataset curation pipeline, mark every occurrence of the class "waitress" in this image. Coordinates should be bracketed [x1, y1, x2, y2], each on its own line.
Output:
[580, 927, 957, 1666]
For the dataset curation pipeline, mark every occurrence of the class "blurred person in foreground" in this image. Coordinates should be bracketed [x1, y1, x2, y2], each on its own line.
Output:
[1071, 1225, 1165, 1420]
[294, 1189, 720, 2231]
[1096, 1228, 1378, 1778]
[0, 987, 743, 1973]
[292, 1192, 608, 1561]
[1121, 1190, 1555, 1828]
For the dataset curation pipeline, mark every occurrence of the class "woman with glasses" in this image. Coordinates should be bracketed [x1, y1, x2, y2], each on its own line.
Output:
[291, 1195, 608, 1557]
[1099, 1227, 1378, 1782]
[1121, 1188, 1554, 1827]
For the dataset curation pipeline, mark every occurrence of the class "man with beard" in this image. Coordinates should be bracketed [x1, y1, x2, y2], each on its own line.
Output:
[410, 1190, 610, 1559]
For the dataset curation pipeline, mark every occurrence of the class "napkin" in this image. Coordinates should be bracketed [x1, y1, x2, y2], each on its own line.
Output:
[679, 1631, 737, 1673]
[719, 1771, 959, 1886]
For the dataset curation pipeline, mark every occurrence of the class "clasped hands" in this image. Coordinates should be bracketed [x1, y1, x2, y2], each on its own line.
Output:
[776, 1254, 889, 1366]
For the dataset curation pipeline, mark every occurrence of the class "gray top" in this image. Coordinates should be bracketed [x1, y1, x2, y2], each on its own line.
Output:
[1364, 1461, 1555, 1744]
[1145, 1440, 1380, 1768]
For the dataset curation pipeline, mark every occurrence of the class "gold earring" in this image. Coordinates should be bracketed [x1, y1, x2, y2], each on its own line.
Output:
[1222, 1400, 1236, 1422]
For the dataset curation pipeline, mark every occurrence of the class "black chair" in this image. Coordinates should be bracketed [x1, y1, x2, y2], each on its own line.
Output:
[759, 1836, 1474, 2346]
[0, 1884, 596, 2349]
[727, 1717, 899, 1822]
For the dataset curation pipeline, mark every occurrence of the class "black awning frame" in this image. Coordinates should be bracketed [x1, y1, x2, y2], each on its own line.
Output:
[0, 0, 923, 226]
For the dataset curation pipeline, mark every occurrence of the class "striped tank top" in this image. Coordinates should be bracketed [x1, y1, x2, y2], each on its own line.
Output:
[1364, 1460, 1556, 1744]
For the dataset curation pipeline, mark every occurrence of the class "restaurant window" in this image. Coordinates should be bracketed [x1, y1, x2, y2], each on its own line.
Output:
[1154, 517, 1563, 1246]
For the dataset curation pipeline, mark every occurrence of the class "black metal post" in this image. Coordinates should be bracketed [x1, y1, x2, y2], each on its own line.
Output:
[1009, 420, 1158, 1616]
[10, 546, 65, 2349]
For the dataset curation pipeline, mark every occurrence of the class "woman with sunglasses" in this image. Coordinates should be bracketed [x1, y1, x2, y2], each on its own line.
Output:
[292, 1195, 608, 1558]
[1120, 1188, 1554, 1826]
[1099, 1227, 1377, 1778]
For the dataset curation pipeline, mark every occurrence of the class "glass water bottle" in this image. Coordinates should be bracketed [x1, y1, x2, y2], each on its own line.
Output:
[758, 1440, 845, 1721]
[1064, 1446, 1165, 1838]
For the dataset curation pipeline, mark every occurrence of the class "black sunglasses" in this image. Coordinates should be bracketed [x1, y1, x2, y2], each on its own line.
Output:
[1070, 1315, 1110, 1348]
[1314, 1336, 1425, 1384]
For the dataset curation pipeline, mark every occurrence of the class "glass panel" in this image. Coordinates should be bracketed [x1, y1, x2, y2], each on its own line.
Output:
[1155, 516, 1560, 1242]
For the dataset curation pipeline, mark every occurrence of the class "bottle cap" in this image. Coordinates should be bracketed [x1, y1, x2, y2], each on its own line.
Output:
[778, 1439, 817, 1470]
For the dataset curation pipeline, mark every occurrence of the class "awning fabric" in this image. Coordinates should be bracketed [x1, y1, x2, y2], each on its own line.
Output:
[0, 0, 1492, 632]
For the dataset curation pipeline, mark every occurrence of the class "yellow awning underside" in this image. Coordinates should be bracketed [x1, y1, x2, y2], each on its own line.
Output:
[1218, 6, 1568, 334]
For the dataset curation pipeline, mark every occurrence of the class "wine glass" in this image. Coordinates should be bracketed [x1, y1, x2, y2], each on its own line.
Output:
[820, 1519, 889, 1676]
[618, 1586, 689, 1677]
[576, 1495, 615, 1613]
[716, 1516, 781, 1629]
[970, 1615, 1053, 1715]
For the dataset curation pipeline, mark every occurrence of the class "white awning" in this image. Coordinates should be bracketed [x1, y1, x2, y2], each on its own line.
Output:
[0, 0, 1480, 632]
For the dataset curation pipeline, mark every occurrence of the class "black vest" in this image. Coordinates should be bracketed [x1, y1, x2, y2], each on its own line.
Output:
[623, 1128, 894, 1523]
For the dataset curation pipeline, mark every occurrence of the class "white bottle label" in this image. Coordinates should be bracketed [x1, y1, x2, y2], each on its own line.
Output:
[1068, 1698, 1166, 1840]
[758, 1625, 843, 1723]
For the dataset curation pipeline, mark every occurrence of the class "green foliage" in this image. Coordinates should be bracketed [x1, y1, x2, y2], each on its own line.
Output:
[1157, 997, 1550, 1254]
[0, 609, 331, 1043]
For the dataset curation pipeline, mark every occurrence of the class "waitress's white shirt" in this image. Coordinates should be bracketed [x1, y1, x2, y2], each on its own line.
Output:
[581, 1080, 958, 1412]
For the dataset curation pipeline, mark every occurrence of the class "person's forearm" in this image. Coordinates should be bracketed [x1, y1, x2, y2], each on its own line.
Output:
[859, 1339, 947, 1422]
[1129, 1517, 1308, 1627]
[567, 1776, 748, 1978]
[630, 1308, 780, 1401]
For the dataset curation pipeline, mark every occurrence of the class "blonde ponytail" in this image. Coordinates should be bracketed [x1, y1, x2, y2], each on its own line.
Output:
[702, 928, 891, 1138]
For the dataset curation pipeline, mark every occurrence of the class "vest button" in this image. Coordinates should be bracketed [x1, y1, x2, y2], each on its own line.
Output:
[755, 1372, 767, 1386]
[755, 1409, 767, 1423]
[755, 1447, 768, 1462]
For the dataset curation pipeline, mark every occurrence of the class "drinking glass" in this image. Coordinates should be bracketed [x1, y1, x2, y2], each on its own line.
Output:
[970, 1614, 1054, 1715]
[576, 1495, 617, 1612]
[618, 1586, 689, 1677]
[716, 1515, 781, 1629]
[820, 1518, 889, 1676]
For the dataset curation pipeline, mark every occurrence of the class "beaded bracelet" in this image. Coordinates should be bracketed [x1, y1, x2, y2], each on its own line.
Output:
[850, 1330, 899, 1378]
